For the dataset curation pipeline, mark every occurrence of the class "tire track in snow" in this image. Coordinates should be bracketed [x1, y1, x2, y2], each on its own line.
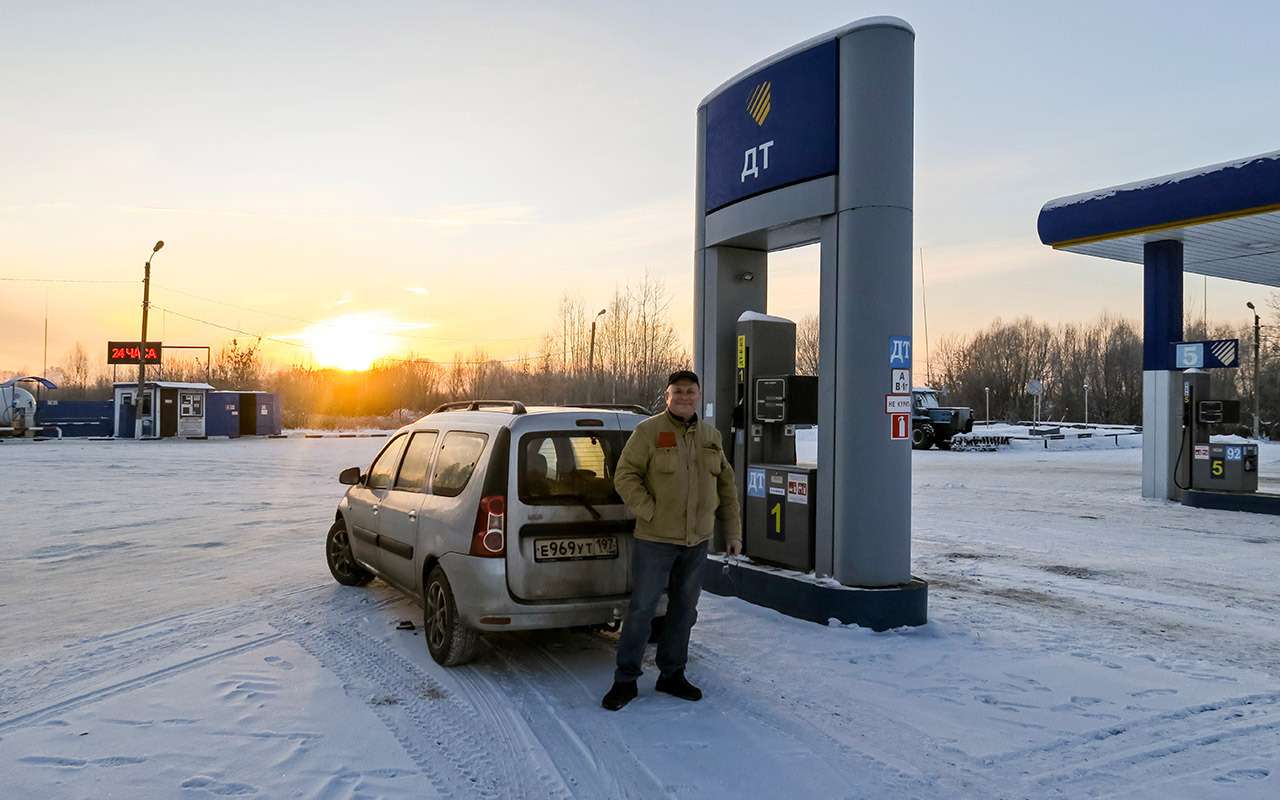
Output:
[487, 634, 673, 800]
[0, 584, 395, 723]
[279, 607, 551, 800]
[0, 631, 286, 733]
[992, 691, 1280, 789]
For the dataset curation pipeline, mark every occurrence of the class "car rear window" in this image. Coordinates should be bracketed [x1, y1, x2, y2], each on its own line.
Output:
[431, 431, 488, 497]
[519, 431, 629, 506]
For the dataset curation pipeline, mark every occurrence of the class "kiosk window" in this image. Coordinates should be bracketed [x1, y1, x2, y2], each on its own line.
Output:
[519, 432, 627, 505]
[395, 431, 439, 492]
[179, 392, 204, 417]
[431, 432, 488, 497]
[368, 434, 409, 490]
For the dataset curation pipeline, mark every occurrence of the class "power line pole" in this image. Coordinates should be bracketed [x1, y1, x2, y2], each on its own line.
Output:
[42, 289, 48, 378]
[135, 241, 164, 439]
[919, 248, 932, 385]
[1247, 301, 1261, 439]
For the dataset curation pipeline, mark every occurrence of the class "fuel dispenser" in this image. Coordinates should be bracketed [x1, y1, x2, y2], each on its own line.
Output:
[733, 314, 819, 572]
[1179, 370, 1259, 493]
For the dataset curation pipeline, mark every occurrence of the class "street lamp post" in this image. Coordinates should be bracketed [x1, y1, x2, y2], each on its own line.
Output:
[587, 308, 606, 402]
[1083, 381, 1090, 426]
[984, 386, 990, 426]
[134, 240, 164, 439]
[1247, 302, 1261, 440]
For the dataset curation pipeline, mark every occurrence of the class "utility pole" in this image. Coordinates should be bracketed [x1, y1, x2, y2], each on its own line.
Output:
[1247, 301, 1261, 439]
[587, 308, 606, 402]
[984, 386, 989, 426]
[1083, 381, 1090, 426]
[42, 289, 48, 378]
[134, 241, 164, 438]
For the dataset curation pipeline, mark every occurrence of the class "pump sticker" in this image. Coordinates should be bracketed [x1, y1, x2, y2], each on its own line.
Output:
[1194, 445, 1210, 460]
[885, 394, 912, 414]
[746, 467, 766, 498]
[891, 368, 911, 393]
[888, 336, 911, 368]
[737, 335, 746, 369]
[1226, 446, 1243, 461]
[786, 473, 808, 504]
[890, 413, 910, 440]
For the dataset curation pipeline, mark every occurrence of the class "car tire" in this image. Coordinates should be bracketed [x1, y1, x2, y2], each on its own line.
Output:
[424, 566, 480, 666]
[326, 520, 374, 586]
[911, 424, 935, 450]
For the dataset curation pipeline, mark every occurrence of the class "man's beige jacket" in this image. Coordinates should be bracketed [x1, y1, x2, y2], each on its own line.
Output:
[614, 411, 742, 549]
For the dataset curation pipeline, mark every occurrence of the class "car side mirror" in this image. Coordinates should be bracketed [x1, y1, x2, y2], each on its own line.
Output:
[338, 466, 362, 486]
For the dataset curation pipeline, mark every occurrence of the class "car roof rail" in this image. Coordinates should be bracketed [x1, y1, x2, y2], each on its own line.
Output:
[430, 400, 528, 415]
[565, 403, 653, 415]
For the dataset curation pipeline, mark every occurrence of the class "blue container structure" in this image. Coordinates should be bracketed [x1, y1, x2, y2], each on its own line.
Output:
[35, 400, 114, 437]
[206, 391, 283, 437]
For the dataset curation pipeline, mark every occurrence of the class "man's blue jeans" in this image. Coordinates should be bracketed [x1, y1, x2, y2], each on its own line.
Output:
[614, 538, 708, 682]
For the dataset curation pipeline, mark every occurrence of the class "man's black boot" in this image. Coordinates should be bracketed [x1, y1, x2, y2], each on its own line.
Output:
[602, 680, 638, 711]
[655, 670, 702, 702]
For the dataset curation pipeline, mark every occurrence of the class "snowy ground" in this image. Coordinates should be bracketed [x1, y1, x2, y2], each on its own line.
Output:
[3, 437, 1280, 798]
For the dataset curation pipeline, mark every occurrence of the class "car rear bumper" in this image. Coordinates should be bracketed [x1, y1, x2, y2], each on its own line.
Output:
[438, 552, 637, 632]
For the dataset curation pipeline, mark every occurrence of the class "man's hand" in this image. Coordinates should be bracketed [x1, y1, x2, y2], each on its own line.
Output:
[725, 539, 743, 556]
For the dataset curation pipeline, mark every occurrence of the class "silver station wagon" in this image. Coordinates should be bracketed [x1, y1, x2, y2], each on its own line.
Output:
[326, 401, 651, 665]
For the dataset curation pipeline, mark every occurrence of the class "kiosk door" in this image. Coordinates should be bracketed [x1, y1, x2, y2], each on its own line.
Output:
[160, 388, 179, 437]
[238, 393, 257, 436]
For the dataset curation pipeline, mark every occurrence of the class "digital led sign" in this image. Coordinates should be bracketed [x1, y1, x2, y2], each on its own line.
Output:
[107, 341, 163, 365]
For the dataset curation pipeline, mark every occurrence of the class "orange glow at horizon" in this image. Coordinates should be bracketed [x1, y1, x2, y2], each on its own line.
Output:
[294, 311, 429, 371]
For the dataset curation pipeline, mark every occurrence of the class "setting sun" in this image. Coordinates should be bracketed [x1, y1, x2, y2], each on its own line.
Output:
[295, 311, 428, 371]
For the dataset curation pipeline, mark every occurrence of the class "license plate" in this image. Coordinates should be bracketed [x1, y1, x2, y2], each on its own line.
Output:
[533, 536, 619, 562]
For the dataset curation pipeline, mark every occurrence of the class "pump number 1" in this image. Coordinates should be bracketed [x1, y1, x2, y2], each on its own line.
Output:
[767, 498, 785, 541]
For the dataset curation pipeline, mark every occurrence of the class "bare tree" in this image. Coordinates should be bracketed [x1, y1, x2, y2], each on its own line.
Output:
[795, 314, 819, 376]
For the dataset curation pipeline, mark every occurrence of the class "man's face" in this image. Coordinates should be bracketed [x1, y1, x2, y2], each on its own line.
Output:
[665, 380, 700, 418]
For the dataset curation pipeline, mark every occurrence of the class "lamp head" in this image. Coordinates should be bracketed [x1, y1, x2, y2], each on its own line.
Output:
[1247, 301, 1256, 310]
[152, 241, 165, 253]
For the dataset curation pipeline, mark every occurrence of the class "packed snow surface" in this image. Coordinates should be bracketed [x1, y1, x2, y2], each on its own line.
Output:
[3, 437, 1280, 798]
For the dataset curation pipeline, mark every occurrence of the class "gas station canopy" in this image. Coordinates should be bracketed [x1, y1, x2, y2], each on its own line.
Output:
[1037, 149, 1280, 287]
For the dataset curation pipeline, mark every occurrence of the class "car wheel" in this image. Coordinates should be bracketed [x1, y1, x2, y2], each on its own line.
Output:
[424, 566, 480, 666]
[911, 424, 935, 450]
[326, 520, 374, 586]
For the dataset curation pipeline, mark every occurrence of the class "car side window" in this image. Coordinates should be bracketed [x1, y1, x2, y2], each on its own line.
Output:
[430, 431, 488, 498]
[367, 434, 409, 490]
[395, 431, 440, 492]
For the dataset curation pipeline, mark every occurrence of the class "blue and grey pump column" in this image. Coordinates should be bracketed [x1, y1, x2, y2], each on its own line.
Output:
[694, 17, 925, 625]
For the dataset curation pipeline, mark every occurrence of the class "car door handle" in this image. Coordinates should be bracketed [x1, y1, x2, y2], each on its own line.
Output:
[408, 510, 417, 520]
[372, 505, 379, 515]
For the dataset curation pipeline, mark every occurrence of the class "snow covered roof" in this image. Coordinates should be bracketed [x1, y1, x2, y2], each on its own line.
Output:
[113, 381, 215, 390]
[1037, 149, 1280, 287]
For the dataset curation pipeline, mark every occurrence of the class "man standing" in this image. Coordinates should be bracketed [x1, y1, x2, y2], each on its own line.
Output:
[602, 370, 741, 711]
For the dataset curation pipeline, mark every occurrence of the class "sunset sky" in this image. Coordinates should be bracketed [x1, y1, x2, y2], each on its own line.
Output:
[4, 1, 1278, 375]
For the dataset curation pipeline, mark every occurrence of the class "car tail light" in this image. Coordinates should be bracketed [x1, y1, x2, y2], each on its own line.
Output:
[471, 495, 506, 557]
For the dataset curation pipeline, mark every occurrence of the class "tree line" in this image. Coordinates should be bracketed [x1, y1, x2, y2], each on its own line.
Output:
[24, 285, 1280, 434]
[36, 274, 689, 428]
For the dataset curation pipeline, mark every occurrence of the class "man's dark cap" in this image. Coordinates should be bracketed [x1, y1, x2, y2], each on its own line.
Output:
[667, 369, 699, 387]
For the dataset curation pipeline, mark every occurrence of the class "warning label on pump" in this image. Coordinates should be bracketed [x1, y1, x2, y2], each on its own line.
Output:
[890, 413, 910, 440]
[885, 394, 912, 414]
[891, 368, 911, 393]
[1194, 445, 1210, 460]
[737, 335, 746, 369]
[786, 473, 808, 504]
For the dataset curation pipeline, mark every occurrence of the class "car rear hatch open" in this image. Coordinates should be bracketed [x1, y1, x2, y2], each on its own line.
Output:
[505, 414, 635, 602]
